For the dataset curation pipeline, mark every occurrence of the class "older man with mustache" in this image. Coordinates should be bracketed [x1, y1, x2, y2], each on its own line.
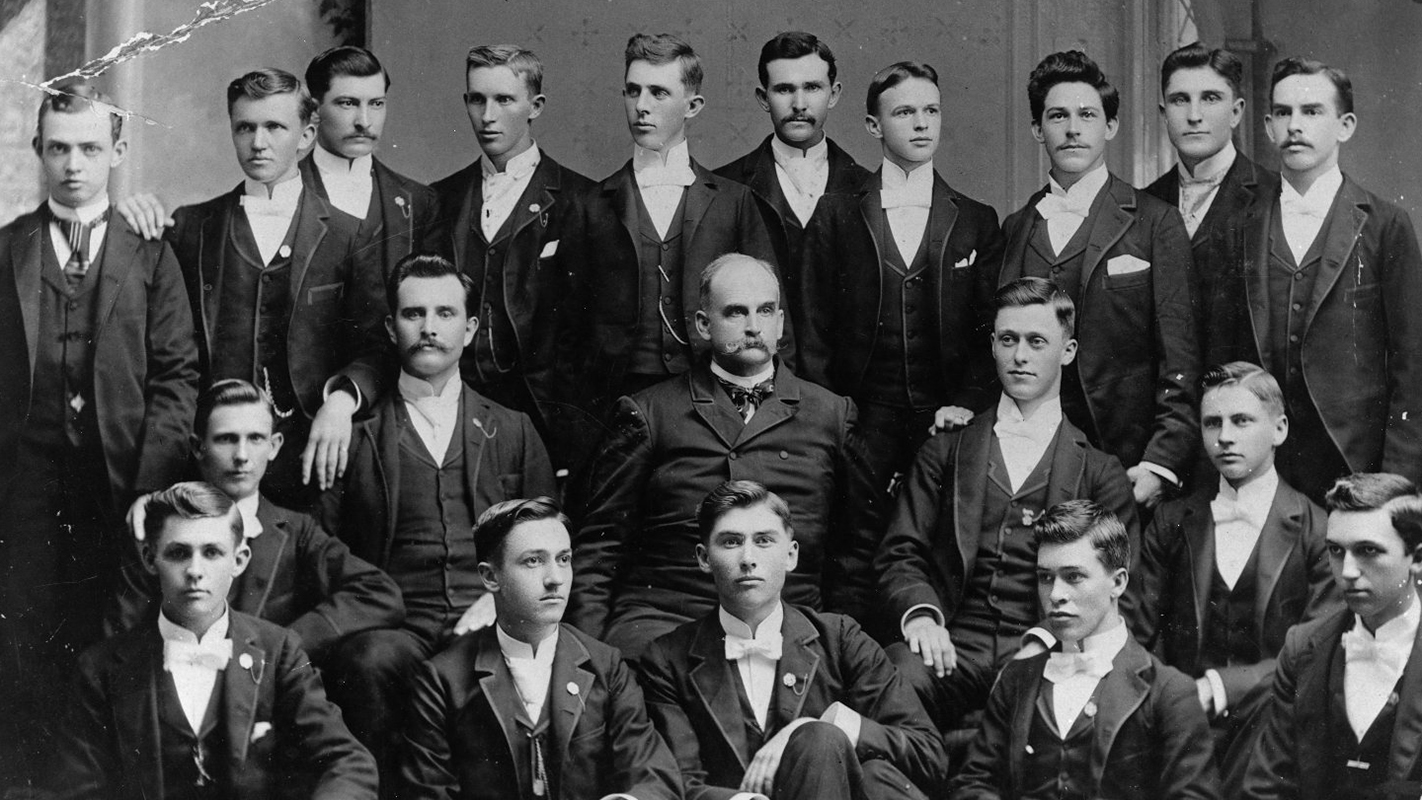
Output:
[315, 252, 555, 776]
[566, 252, 886, 659]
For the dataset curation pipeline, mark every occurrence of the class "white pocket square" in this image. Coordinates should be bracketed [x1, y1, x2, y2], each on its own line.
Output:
[539, 240, 559, 258]
[953, 249, 977, 269]
[1106, 254, 1150, 275]
[251, 722, 272, 743]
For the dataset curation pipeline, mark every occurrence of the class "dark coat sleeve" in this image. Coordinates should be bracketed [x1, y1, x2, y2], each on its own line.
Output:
[1377, 205, 1422, 481]
[875, 430, 960, 630]
[398, 659, 465, 800]
[946, 660, 1022, 800]
[1122, 504, 1181, 651]
[1240, 624, 1307, 800]
[131, 239, 200, 497]
[52, 648, 125, 799]
[793, 197, 839, 386]
[598, 647, 685, 800]
[513, 410, 557, 499]
[1087, 447, 1142, 564]
[823, 397, 887, 621]
[639, 637, 742, 800]
[1153, 661, 1222, 800]
[566, 395, 655, 638]
[286, 516, 405, 660]
[1141, 202, 1202, 477]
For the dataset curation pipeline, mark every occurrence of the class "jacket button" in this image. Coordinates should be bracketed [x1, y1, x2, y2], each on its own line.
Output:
[779, 450, 788, 459]
[728, 452, 738, 460]
[203, 283, 214, 291]
[67, 300, 79, 311]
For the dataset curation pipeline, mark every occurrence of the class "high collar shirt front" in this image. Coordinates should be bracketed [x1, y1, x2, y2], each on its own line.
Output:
[771, 135, 829, 226]
[1047, 618, 1128, 738]
[313, 143, 374, 220]
[880, 158, 933, 264]
[158, 608, 232, 733]
[233, 493, 263, 539]
[398, 369, 462, 461]
[633, 139, 695, 239]
[1176, 140, 1236, 237]
[1210, 466, 1278, 589]
[993, 394, 1063, 492]
[1279, 165, 1343, 265]
[241, 174, 303, 265]
[1343, 598, 1420, 741]
[496, 624, 560, 723]
[1037, 162, 1109, 255]
[46, 194, 110, 268]
[480, 143, 542, 241]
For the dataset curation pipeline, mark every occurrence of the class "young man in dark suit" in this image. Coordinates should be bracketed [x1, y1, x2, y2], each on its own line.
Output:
[641, 480, 946, 800]
[0, 80, 199, 790]
[568, 253, 881, 660]
[53, 482, 377, 800]
[317, 253, 555, 774]
[399, 497, 682, 800]
[559, 33, 780, 411]
[1204, 58, 1422, 503]
[875, 278, 1137, 730]
[714, 32, 868, 299]
[1242, 473, 1422, 800]
[111, 379, 404, 669]
[166, 68, 383, 509]
[998, 50, 1200, 509]
[798, 60, 1004, 487]
[949, 500, 1219, 800]
[1126, 362, 1339, 789]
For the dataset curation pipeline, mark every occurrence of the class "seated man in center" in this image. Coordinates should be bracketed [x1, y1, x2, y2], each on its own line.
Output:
[875, 276, 1137, 731]
[641, 479, 946, 800]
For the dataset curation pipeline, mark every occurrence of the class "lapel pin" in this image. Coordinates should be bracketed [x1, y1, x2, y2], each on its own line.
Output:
[567, 682, 579, 696]
[238, 653, 253, 670]
[1025, 744, 1035, 754]
[529, 203, 541, 214]
[782, 673, 796, 688]
[277, 244, 292, 259]
[1390, 691, 1401, 706]
[1022, 508, 1037, 527]
[1083, 700, 1097, 718]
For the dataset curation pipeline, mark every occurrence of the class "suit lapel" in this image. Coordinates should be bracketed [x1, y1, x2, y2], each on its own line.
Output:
[199, 192, 237, 353]
[1091, 640, 1152, 785]
[12, 208, 44, 382]
[1185, 499, 1216, 640]
[1390, 607, 1422, 777]
[287, 186, 331, 315]
[736, 365, 802, 446]
[954, 412, 996, 582]
[1255, 483, 1304, 629]
[367, 399, 402, 559]
[92, 220, 140, 339]
[688, 616, 753, 771]
[1243, 196, 1275, 370]
[474, 629, 524, 769]
[1198, 156, 1260, 246]
[550, 628, 596, 762]
[746, 139, 795, 229]
[111, 630, 165, 800]
[224, 615, 265, 767]
[233, 498, 286, 617]
[689, 363, 746, 451]
[452, 163, 484, 267]
[1303, 180, 1369, 332]
[773, 607, 822, 726]
[374, 159, 410, 266]
[679, 161, 717, 334]
[1009, 667, 1044, 784]
[1080, 176, 1136, 291]
[1002, 188, 1048, 284]
[611, 163, 640, 257]
[461, 386, 489, 504]
[1043, 421, 1089, 510]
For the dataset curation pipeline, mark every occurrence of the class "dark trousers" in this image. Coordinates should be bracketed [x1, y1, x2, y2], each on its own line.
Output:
[772, 721, 929, 800]
[887, 618, 1029, 732]
[855, 401, 937, 495]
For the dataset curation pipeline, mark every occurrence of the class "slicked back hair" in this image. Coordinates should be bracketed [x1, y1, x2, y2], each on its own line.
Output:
[994, 276, 1075, 337]
[306, 45, 389, 102]
[1160, 42, 1244, 99]
[1271, 56, 1353, 115]
[195, 379, 275, 439]
[385, 253, 474, 318]
[1201, 361, 1286, 419]
[697, 480, 794, 543]
[466, 44, 545, 96]
[1325, 473, 1422, 551]
[1033, 499, 1131, 573]
[1028, 50, 1120, 123]
[625, 33, 704, 93]
[226, 68, 318, 124]
[757, 31, 836, 87]
[474, 497, 569, 567]
[36, 80, 123, 143]
[866, 61, 938, 117]
[144, 481, 244, 547]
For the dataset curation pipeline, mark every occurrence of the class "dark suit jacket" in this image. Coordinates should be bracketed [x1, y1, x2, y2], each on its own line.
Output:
[875, 405, 1138, 631]
[53, 611, 377, 800]
[0, 207, 198, 506]
[567, 358, 883, 637]
[1124, 478, 1338, 705]
[300, 151, 440, 275]
[640, 604, 946, 800]
[399, 623, 682, 800]
[797, 169, 1004, 408]
[713, 135, 869, 296]
[1204, 174, 1422, 487]
[168, 184, 384, 419]
[999, 173, 1201, 477]
[948, 635, 1219, 800]
[111, 496, 405, 661]
[318, 382, 556, 571]
[1242, 607, 1422, 800]
[558, 158, 783, 402]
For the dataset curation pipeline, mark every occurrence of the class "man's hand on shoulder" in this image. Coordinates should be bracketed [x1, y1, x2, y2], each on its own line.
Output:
[303, 391, 357, 491]
[929, 405, 974, 435]
[453, 593, 496, 636]
[115, 193, 173, 240]
[904, 615, 956, 678]
[1127, 465, 1165, 509]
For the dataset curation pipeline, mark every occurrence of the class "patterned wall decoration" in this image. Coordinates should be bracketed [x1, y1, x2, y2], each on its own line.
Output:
[0, 0, 45, 226]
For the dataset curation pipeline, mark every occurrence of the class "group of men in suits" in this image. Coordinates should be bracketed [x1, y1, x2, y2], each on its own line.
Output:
[3, 21, 1422, 800]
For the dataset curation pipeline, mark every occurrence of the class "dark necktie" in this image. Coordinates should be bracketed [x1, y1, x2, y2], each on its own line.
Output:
[718, 377, 774, 422]
[53, 208, 109, 287]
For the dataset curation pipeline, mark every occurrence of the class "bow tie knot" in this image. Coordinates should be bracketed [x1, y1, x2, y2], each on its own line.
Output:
[1043, 649, 1113, 683]
[1210, 496, 1253, 527]
[993, 417, 1055, 448]
[1280, 194, 1329, 219]
[721, 379, 773, 414]
[1035, 192, 1093, 223]
[163, 638, 233, 673]
[1343, 629, 1408, 673]
[725, 632, 783, 662]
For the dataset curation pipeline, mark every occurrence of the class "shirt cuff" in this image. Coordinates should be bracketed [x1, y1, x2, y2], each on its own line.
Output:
[1023, 627, 1057, 651]
[597, 795, 639, 800]
[900, 604, 944, 638]
[1140, 461, 1181, 488]
[820, 701, 862, 747]
[1205, 669, 1228, 717]
[728, 794, 765, 800]
[321, 374, 363, 410]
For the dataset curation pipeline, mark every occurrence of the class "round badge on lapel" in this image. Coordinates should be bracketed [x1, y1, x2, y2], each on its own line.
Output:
[529, 203, 541, 214]
[1083, 700, 1098, 718]
[567, 682, 579, 696]
[782, 673, 796, 688]
[278, 244, 292, 259]
[238, 653, 253, 670]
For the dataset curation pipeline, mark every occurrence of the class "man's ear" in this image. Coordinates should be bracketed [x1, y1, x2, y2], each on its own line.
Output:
[463, 314, 478, 347]
[109, 138, 129, 169]
[141, 541, 159, 575]
[385, 315, 397, 346]
[268, 430, 284, 460]
[1061, 337, 1079, 366]
[1111, 567, 1129, 600]
[694, 309, 712, 343]
[695, 543, 711, 574]
[864, 114, 883, 141]
[528, 94, 546, 121]
[1031, 121, 1045, 145]
[1104, 116, 1120, 141]
[786, 538, 799, 572]
[232, 540, 252, 577]
[754, 86, 770, 113]
[685, 93, 706, 120]
[478, 561, 501, 593]
[827, 81, 842, 110]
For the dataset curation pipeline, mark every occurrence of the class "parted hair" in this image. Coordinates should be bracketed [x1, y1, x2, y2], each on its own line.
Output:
[1201, 361, 1286, 419]
[866, 61, 937, 116]
[994, 276, 1075, 336]
[226, 68, 317, 124]
[306, 45, 389, 101]
[1160, 42, 1244, 99]
[385, 253, 474, 317]
[1033, 499, 1131, 572]
[758, 31, 837, 86]
[625, 33, 704, 93]
[474, 497, 570, 565]
[466, 44, 545, 96]
[1028, 50, 1120, 123]
[35, 80, 123, 143]
[195, 379, 275, 438]
[1271, 56, 1353, 115]
[144, 482, 244, 547]
[1325, 473, 1422, 551]
[696, 480, 794, 542]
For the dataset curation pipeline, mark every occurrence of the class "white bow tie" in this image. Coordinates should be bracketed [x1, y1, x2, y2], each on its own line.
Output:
[1210, 495, 1260, 528]
[636, 164, 695, 189]
[1043, 649, 1113, 683]
[1035, 191, 1093, 223]
[1343, 628, 1409, 673]
[994, 417, 1056, 448]
[725, 632, 783, 661]
[1280, 192, 1330, 219]
[881, 187, 931, 210]
[163, 638, 233, 672]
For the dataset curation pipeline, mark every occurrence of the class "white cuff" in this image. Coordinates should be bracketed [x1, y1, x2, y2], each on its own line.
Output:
[1140, 461, 1181, 487]
[1023, 626, 1057, 651]
[597, 795, 638, 800]
[729, 794, 765, 800]
[899, 604, 944, 638]
[321, 374, 362, 409]
[1205, 669, 1228, 717]
[820, 701, 862, 747]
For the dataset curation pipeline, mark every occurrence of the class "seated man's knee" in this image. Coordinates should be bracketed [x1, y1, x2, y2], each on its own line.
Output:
[783, 720, 856, 763]
[327, 628, 425, 687]
[885, 641, 938, 696]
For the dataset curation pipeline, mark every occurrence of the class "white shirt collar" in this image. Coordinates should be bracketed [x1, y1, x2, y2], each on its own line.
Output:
[233, 493, 263, 539]
[158, 605, 231, 645]
[881, 158, 934, 193]
[397, 368, 463, 402]
[482, 142, 541, 179]
[1281, 165, 1344, 209]
[1178, 140, 1237, 183]
[634, 138, 691, 173]
[996, 392, 1064, 427]
[47, 194, 110, 225]
[710, 360, 775, 390]
[720, 602, 784, 640]
[1061, 614, 1128, 655]
[313, 142, 373, 177]
[1354, 592, 1422, 642]
[496, 622, 560, 660]
[771, 134, 828, 166]
[1216, 464, 1279, 514]
[1048, 161, 1109, 202]
[242, 173, 304, 204]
